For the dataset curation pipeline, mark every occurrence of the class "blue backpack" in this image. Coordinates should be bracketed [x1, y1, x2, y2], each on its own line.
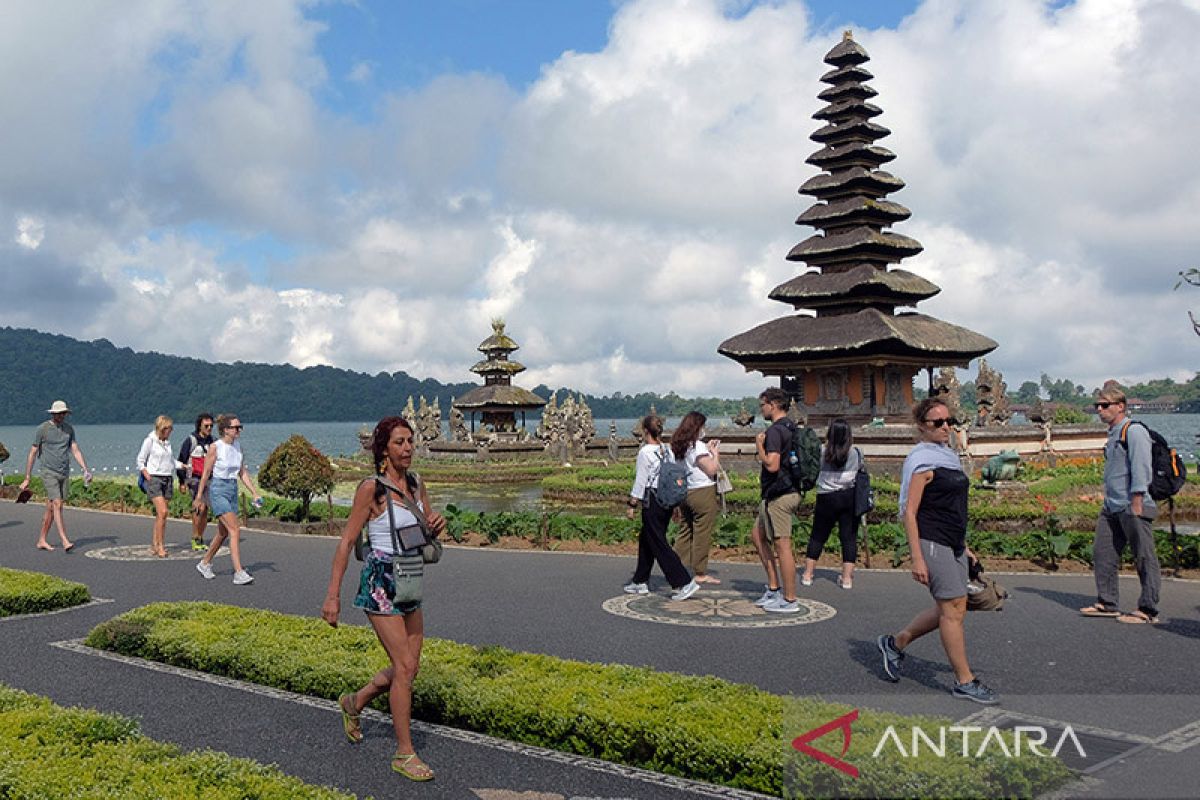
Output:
[655, 445, 689, 508]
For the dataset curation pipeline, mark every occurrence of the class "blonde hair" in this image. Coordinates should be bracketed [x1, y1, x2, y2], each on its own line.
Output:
[216, 413, 239, 435]
[154, 415, 173, 437]
[1097, 384, 1126, 405]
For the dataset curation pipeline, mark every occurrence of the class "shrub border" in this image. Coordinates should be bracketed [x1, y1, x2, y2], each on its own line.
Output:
[0, 566, 91, 617]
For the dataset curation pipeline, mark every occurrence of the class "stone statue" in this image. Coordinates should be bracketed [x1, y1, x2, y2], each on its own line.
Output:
[932, 367, 964, 425]
[607, 421, 619, 461]
[450, 403, 471, 443]
[732, 406, 755, 427]
[356, 425, 372, 452]
[980, 450, 1021, 484]
[403, 396, 416, 425]
[974, 359, 1011, 427]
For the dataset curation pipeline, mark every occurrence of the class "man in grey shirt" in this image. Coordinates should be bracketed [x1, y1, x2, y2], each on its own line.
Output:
[20, 400, 92, 552]
[1079, 384, 1161, 623]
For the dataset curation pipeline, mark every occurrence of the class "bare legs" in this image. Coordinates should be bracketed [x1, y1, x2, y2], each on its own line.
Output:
[37, 499, 71, 550]
[894, 596, 974, 685]
[150, 496, 169, 556]
[190, 499, 208, 547]
[751, 523, 797, 600]
[344, 612, 431, 777]
[200, 513, 244, 573]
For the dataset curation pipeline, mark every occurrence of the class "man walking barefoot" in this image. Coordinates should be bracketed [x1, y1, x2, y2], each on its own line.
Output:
[20, 400, 92, 552]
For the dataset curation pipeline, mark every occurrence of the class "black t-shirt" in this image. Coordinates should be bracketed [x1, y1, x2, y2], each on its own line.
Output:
[915, 467, 969, 554]
[759, 418, 793, 499]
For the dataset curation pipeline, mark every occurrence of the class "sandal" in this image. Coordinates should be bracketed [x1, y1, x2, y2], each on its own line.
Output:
[1117, 611, 1161, 624]
[1079, 603, 1120, 618]
[392, 752, 434, 781]
[339, 694, 363, 743]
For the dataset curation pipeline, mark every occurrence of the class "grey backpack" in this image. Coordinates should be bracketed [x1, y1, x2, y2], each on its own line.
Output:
[655, 445, 689, 508]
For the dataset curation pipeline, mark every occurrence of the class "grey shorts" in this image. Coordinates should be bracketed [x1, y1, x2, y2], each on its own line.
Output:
[921, 540, 969, 600]
[42, 474, 68, 501]
[145, 474, 173, 500]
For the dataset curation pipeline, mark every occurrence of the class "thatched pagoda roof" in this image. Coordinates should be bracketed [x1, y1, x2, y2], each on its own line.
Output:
[470, 358, 526, 376]
[718, 310, 997, 373]
[768, 266, 940, 308]
[454, 385, 546, 411]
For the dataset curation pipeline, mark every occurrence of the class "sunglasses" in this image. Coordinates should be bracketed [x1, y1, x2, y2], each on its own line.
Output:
[1094, 402, 1117, 410]
[924, 418, 951, 428]
[228, 424, 244, 430]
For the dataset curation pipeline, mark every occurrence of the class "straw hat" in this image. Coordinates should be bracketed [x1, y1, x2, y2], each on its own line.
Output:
[46, 400, 71, 414]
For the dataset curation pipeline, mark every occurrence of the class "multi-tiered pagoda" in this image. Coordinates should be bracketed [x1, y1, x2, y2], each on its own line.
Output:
[452, 319, 546, 435]
[719, 32, 996, 425]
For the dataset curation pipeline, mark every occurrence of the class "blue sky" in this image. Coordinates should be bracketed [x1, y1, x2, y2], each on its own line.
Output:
[2, 0, 1196, 398]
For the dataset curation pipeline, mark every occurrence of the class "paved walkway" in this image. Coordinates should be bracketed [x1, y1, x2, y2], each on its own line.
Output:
[2, 500, 1198, 798]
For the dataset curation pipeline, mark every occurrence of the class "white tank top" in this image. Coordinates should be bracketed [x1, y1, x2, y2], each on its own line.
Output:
[366, 495, 425, 555]
[212, 440, 243, 480]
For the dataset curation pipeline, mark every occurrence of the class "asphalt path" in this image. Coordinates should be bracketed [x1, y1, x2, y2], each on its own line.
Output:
[1, 499, 1198, 799]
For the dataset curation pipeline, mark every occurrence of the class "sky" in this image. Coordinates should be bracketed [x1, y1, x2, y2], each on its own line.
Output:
[2, 0, 1197, 401]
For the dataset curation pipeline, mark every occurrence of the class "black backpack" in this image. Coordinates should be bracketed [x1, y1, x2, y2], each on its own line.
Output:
[767, 418, 822, 498]
[655, 445, 690, 508]
[1118, 420, 1187, 501]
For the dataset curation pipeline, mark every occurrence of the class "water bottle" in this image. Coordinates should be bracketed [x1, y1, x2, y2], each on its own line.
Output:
[253, 497, 264, 510]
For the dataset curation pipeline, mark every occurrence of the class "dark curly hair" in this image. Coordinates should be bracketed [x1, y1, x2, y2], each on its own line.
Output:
[371, 416, 416, 474]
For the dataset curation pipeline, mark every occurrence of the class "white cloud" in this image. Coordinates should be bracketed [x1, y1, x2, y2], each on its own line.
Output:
[347, 61, 373, 83]
[1, 0, 1197, 403]
[14, 215, 44, 249]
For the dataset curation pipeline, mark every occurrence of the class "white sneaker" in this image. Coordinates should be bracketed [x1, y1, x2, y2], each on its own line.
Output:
[623, 582, 650, 595]
[195, 560, 215, 580]
[764, 597, 800, 614]
[670, 580, 700, 602]
[754, 587, 781, 607]
[232, 570, 254, 585]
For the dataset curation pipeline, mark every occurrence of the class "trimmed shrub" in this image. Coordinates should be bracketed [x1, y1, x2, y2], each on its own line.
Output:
[258, 435, 336, 521]
[86, 602, 1072, 797]
[0, 567, 90, 617]
[0, 683, 355, 799]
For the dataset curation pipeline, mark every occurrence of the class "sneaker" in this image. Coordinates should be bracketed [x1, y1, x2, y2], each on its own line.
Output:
[670, 580, 699, 602]
[195, 560, 215, 580]
[190, 539, 206, 552]
[952, 678, 999, 705]
[877, 634, 904, 682]
[754, 586, 781, 607]
[764, 597, 800, 614]
[623, 581, 650, 595]
[232, 570, 254, 585]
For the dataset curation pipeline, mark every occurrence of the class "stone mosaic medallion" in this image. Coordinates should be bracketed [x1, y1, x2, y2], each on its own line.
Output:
[602, 588, 836, 629]
[85, 544, 228, 562]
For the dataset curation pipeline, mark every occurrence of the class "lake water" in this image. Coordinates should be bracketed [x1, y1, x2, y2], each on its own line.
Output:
[2, 414, 1196, 476]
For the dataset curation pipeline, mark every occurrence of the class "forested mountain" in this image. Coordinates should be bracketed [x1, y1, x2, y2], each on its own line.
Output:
[0, 327, 759, 424]
[0, 328, 477, 424]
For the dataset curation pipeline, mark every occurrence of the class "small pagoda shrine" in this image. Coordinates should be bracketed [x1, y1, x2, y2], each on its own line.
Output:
[452, 319, 546, 437]
[719, 32, 996, 425]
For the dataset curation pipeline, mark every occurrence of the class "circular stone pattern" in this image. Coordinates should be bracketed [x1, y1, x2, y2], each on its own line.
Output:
[602, 588, 836, 629]
[85, 544, 228, 562]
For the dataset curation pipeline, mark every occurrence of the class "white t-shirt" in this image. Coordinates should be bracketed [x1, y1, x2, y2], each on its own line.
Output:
[212, 439, 243, 480]
[683, 440, 716, 490]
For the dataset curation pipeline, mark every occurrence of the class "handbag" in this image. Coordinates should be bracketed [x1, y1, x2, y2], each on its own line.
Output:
[852, 447, 874, 517]
[715, 468, 733, 515]
[966, 557, 1008, 611]
[385, 491, 425, 604]
[355, 473, 442, 564]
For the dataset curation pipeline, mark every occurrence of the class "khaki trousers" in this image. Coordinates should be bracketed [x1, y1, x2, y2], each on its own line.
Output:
[674, 484, 719, 574]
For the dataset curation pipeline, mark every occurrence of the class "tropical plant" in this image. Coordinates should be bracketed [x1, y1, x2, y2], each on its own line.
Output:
[257, 435, 335, 521]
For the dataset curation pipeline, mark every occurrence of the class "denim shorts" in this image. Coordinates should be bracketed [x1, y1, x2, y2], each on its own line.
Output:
[209, 478, 238, 516]
[353, 550, 421, 616]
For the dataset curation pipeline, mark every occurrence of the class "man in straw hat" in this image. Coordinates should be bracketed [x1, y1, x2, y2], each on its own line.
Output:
[20, 400, 93, 552]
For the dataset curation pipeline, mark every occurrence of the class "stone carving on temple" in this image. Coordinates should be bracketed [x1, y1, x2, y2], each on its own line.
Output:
[732, 406, 755, 427]
[974, 359, 1011, 427]
[931, 367, 964, 425]
[450, 403, 471, 443]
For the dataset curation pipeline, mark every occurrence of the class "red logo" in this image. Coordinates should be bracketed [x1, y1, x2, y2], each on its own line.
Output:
[791, 709, 859, 778]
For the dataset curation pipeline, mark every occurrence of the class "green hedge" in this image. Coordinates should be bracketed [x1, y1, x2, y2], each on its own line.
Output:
[0, 683, 355, 799]
[0, 568, 90, 617]
[85, 602, 1071, 797]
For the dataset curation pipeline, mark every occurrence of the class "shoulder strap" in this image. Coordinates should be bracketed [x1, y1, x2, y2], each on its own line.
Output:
[1117, 419, 1139, 449]
[376, 477, 403, 555]
[375, 474, 431, 536]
